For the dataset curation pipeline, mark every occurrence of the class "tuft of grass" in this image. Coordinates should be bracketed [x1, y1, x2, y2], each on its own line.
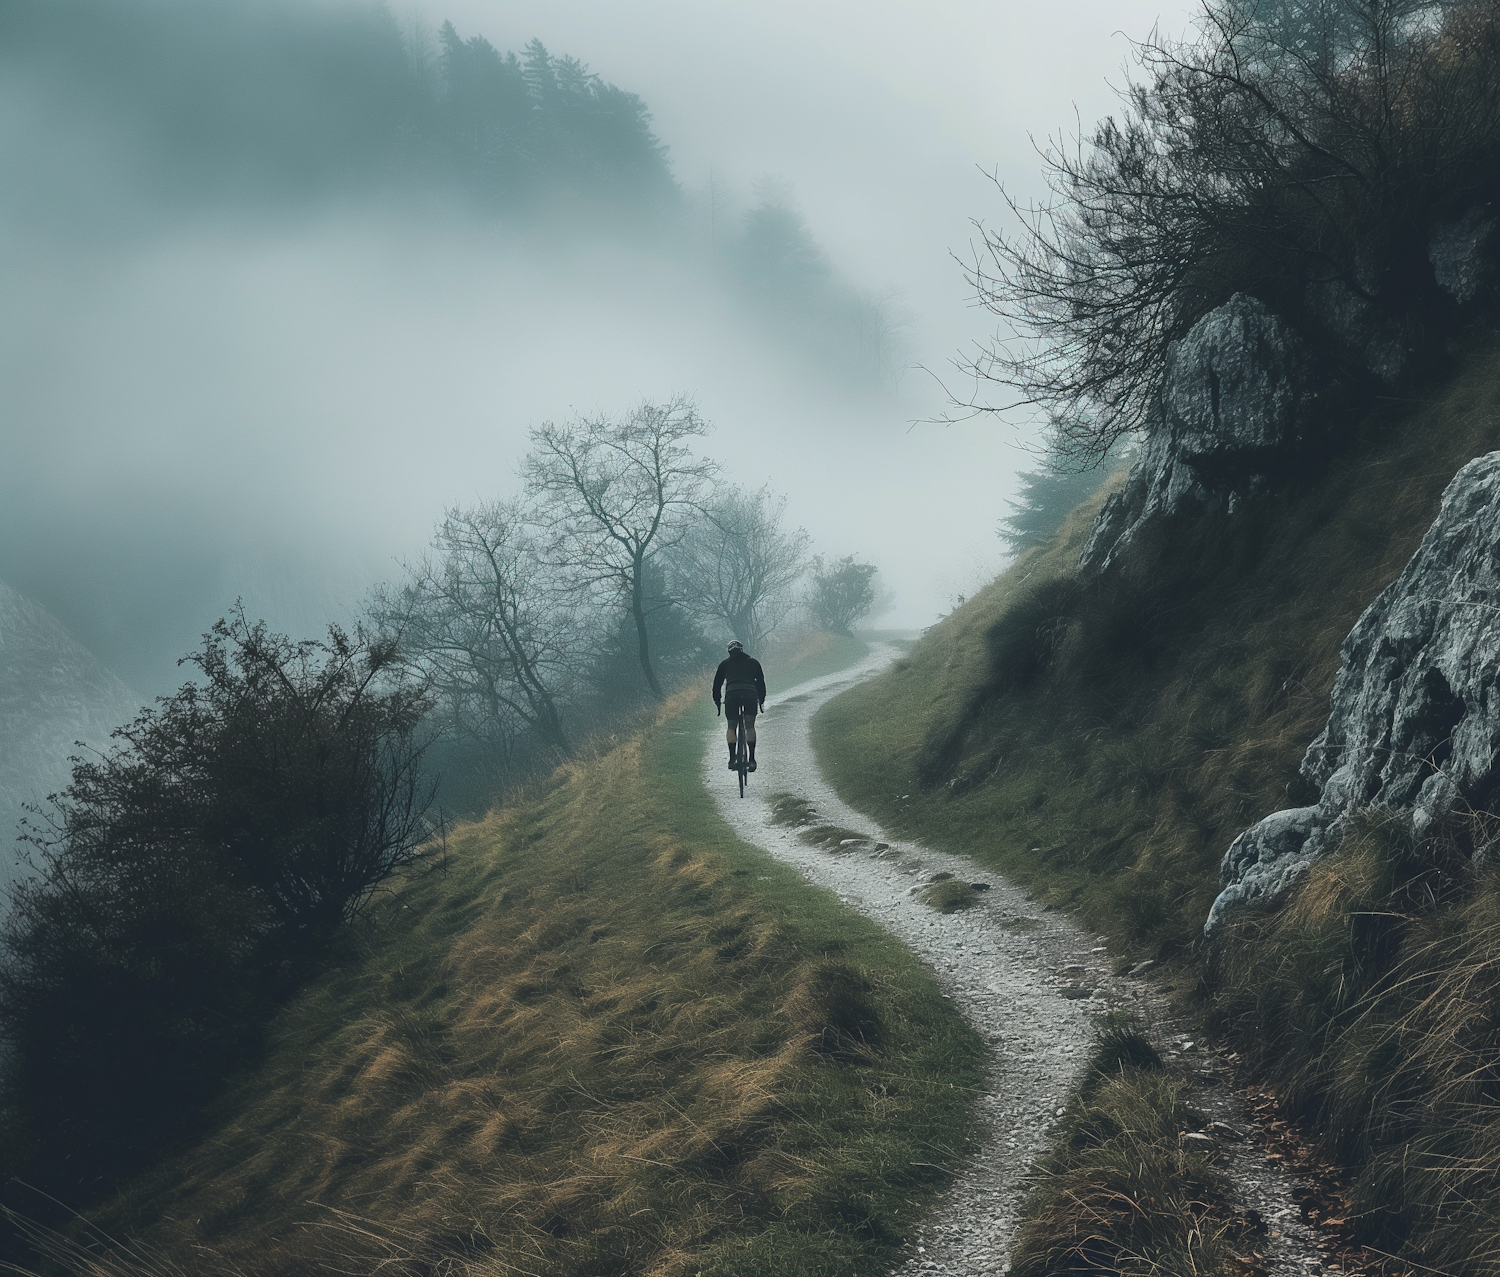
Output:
[768, 792, 819, 827]
[1009, 1016, 1245, 1277]
[798, 824, 873, 851]
[71, 687, 984, 1277]
[919, 879, 978, 913]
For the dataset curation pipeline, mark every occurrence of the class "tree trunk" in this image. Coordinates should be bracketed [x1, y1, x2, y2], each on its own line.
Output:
[631, 559, 664, 700]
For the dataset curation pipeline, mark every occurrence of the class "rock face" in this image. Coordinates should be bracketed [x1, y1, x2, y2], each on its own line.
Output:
[1079, 294, 1315, 575]
[1208, 451, 1500, 933]
[0, 581, 139, 891]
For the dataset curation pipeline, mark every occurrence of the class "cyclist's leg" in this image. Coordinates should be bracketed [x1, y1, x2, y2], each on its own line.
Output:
[744, 705, 758, 767]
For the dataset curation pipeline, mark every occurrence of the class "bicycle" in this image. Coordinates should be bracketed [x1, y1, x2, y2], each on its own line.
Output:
[732, 704, 750, 797]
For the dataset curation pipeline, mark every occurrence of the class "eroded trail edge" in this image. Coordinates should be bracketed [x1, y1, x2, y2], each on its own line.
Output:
[704, 643, 1326, 1277]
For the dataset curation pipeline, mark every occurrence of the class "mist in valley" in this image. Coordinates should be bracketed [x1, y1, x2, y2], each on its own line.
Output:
[0, 0, 1192, 692]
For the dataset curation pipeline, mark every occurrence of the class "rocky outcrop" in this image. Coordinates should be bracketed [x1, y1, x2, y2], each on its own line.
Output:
[1079, 294, 1316, 575]
[1207, 451, 1500, 933]
[0, 581, 139, 890]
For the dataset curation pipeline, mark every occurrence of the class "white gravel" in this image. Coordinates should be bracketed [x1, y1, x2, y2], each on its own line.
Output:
[703, 642, 1329, 1277]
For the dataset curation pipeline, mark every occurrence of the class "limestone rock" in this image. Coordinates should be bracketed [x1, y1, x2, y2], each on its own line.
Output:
[0, 581, 139, 891]
[1429, 207, 1496, 305]
[1208, 451, 1500, 933]
[1079, 294, 1313, 576]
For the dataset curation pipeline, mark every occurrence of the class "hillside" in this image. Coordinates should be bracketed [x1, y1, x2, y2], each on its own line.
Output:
[51, 639, 983, 1277]
[0, 580, 139, 891]
[812, 340, 1500, 1274]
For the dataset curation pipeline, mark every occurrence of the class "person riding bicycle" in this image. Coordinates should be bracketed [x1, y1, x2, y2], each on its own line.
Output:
[713, 640, 766, 771]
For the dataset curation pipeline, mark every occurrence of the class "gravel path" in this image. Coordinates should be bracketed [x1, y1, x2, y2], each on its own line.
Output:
[703, 643, 1331, 1276]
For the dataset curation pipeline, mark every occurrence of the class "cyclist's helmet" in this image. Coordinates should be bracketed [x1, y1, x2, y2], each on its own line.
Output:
[727, 640, 744, 653]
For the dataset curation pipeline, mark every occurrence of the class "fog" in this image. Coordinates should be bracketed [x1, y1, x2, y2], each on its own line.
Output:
[0, 0, 1192, 697]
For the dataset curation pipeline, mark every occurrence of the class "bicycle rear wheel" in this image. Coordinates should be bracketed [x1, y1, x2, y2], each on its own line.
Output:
[736, 714, 747, 797]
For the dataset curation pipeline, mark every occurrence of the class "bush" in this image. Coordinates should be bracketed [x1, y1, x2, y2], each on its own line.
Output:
[968, 0, 1500, 459]
[0, 611, 435, 1194]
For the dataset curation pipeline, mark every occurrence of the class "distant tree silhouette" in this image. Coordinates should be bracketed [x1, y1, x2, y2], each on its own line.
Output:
[375, 500, 577, 759]
[670, 485, 809, 649]
[805, 556, 879, 636]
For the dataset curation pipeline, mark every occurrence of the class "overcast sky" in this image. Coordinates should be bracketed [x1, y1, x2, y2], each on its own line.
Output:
[1, 0, 1195, 695]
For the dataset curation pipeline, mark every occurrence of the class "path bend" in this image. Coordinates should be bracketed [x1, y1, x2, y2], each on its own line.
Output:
[703, 642, 1329, 1277]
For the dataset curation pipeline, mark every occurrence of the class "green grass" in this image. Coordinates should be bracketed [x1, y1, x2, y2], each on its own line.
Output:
[809, 341, 1500, 1274]
[73, 675, 982, 1277]
[812, 345, 1500, 965]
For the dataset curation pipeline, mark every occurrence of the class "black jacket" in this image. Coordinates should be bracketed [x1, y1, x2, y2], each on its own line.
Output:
[713, 651, 766, 706]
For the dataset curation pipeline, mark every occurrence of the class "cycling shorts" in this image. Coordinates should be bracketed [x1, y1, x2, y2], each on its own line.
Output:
[723, 690, 759, 720]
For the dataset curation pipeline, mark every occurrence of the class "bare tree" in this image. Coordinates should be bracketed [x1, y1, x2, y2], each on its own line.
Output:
[669, 484, 809, 649]
[525, 397, 716, 699]
[375, 501, 577, 758]
[959, 0, 1500, 460]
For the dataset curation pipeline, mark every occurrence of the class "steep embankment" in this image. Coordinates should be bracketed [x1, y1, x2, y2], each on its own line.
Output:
[812, 342, 1500, 1275]
[815, 343, 1500, 961]
[81, 638, 981, 1277]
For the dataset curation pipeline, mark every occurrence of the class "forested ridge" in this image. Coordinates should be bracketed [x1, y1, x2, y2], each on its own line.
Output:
[0, 0, 674, 218]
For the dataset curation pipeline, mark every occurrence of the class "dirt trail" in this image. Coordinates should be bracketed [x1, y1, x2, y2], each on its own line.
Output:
[704, 643, 1330, 1276]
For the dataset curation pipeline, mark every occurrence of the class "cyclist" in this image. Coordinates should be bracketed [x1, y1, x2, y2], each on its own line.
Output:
[713, 639, 766, 771]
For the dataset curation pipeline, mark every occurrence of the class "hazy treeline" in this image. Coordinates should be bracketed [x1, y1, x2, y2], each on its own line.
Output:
[0, 0, 672, 219]
[370, 397, 878, 812]
[0, 0, 908, 382]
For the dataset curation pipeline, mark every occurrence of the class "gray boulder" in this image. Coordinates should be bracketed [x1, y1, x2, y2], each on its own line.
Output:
[1430, 207, 1496, 305]
[0, 581, 139, 891]
[1207, 450, 1500, 933]
[1079, 294, 1313, 575]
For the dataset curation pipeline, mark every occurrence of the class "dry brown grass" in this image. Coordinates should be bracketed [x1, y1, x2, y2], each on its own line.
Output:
[68, 686, 982, 1277]
[1214, 809, 1500, 1275]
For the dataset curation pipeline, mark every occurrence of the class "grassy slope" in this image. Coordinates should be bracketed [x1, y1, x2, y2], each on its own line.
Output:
[813, 345, 1500, 964]
[810, 343, 1500, 1273]
[90, 640, 980, 1277]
